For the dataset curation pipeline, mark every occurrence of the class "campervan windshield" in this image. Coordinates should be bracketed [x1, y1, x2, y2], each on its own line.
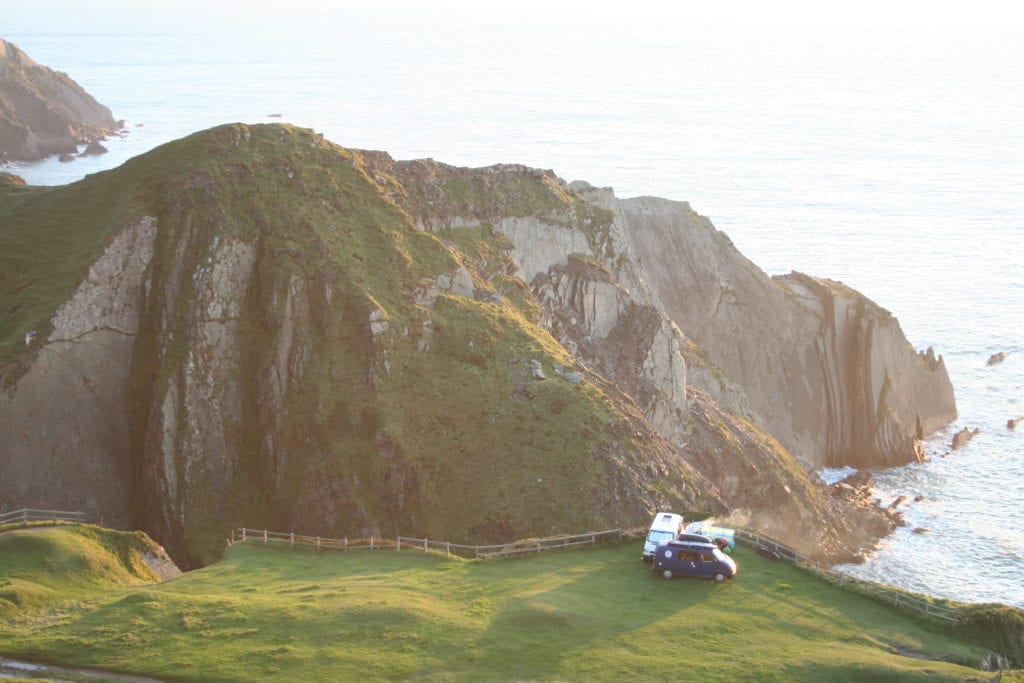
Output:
[646, 529, 675, 545]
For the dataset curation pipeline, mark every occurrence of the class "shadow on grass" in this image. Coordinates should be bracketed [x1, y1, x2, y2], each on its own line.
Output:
[467, 545, 721, 678]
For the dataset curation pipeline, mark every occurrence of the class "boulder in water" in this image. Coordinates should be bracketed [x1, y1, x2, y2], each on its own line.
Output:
[986, 351, 1009, 366]
[82, 140, 108, 156]
[951, 427, 980, 450]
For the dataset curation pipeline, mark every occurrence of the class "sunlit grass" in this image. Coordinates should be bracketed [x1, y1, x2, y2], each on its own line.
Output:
[0, 526, 996, 681]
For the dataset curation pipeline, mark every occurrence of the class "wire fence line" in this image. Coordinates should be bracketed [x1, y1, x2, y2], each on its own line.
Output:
[0, 508, 86, 527]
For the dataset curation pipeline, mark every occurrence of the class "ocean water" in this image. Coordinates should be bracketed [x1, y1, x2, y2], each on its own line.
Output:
[4, 7, 1022, 606]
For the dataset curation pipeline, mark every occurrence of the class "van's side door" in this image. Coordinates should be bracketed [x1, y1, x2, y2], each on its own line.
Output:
[679, 550, 699, 574]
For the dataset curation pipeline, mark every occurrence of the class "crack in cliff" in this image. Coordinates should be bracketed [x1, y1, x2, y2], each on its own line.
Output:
[49, 326, 138, 344]
[193, 316, 242, 325]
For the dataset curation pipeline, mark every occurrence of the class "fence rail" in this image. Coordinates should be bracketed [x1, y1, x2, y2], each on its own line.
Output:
[396, 529, 625, 559]
[234, 527, 396, 551]
[0, 508, 86, 527]
[234, 527, 627, 560]
[733, 527, 958, 623]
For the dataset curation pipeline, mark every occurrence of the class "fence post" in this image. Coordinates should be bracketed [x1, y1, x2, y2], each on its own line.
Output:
[263, 529, 267, 544]
[22, 509, 28, 525]
[344, 537, 348, 548]
[424, 538, 428, 551]
[241, 528, 247, 542]
[396, 538, 401, 552]
[591, 533, 596, 547]
[371, 536, 375, 550]
[290, 532, 294, 546]
[317, 536, 321, 551]
[446, 542, 450, 559]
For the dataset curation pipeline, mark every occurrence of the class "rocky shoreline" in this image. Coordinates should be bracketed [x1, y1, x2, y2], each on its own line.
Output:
[0, 38, 121, 163]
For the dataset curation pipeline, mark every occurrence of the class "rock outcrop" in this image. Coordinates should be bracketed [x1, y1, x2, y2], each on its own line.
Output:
[987, 351, 1009, 366]
[951, 427, 980, 450]
[0, 124, 955, 567]
[0, 217, 156, 527]
[0, 38, 119, 162]
[611, 193, 956, 469]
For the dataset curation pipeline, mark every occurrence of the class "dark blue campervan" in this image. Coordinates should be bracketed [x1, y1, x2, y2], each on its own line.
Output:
[652, 540, 737, 583]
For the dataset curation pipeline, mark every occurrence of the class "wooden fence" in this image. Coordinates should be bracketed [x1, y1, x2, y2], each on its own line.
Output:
[234, 528, 396, 551]
[0, 508, 86, 527]
[397, 529, 625, 559]
[233, 527, 627, 560]
[733, 527, 959, 623]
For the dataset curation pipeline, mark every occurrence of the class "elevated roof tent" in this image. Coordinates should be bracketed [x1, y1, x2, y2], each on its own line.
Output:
[642, 511, 684, 561]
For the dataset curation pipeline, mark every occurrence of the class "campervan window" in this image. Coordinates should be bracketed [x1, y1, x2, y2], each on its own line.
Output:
[646, 530, 675, 544]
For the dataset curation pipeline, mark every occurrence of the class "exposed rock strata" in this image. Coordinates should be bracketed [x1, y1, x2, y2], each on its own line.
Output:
[0, 38, 119, 162]
[0, 217, 156, 525]
[612, 193, 956, 469]
[0, 124, 956, 567]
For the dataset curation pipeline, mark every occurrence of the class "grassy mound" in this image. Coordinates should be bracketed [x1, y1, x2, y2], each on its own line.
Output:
[0, 525, 162, 615]
[0, 534, 998, 681]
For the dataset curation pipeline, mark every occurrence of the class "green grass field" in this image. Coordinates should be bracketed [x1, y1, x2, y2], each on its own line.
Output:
[0, 525, 1007, 682]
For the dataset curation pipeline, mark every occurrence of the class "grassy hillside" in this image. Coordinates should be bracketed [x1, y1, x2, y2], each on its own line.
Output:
[2, 124, 713, 566]
[0, 525, 1005, 682]
[0, 525, 162, 615]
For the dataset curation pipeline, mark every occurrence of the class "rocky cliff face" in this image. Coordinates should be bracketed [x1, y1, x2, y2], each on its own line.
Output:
[0, 38, 119, 162]
[0, 124, 955, 567]
[366, 154, 954, 556]
[0, 217, 155, 527]
[612, 193, 956, 469]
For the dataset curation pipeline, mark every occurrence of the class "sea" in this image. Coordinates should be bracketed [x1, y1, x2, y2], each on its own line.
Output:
[4, 4, 1022, 608]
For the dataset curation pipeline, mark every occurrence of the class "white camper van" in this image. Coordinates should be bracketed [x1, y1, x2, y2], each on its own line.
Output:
[642, 512, 684, 561]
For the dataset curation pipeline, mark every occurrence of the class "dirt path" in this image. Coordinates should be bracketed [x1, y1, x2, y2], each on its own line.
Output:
[0, 656, 167, 682]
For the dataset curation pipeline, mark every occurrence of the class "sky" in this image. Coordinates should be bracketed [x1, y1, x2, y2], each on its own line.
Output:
[7, 0, 1024, 30]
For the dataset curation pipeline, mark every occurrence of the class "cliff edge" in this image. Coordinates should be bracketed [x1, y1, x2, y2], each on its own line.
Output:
[0, 124, 954, 567]
[613, 193, 956, 469]
[0, 38, 119, 162]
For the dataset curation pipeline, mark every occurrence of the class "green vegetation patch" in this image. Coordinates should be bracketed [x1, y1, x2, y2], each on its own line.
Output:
[0, 540, 997, 681]
[0, 164, 143, 375]
[379, 293, 631, 540]
[0, 526, 161, 616]
[0, 122, 459, 378]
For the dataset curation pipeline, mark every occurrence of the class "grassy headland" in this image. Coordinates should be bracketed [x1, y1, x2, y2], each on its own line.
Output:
[0, 525, 1008, 682]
